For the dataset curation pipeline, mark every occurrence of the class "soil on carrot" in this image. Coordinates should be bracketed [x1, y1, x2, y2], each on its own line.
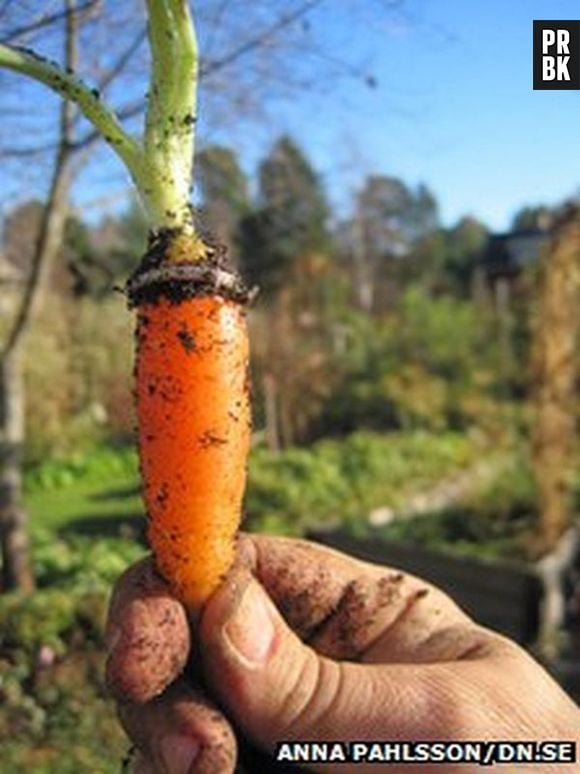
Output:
[127, 260, 251, 307]
[140, 227, 226, 273]
[177, 323, 196, 354]
[126, 230, 251, 308]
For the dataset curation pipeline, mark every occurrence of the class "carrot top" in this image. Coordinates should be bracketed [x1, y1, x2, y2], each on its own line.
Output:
[0, 1, 204, 251]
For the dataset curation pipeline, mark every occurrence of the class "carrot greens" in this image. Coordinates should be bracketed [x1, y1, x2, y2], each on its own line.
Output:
[0, 0, 202, 249]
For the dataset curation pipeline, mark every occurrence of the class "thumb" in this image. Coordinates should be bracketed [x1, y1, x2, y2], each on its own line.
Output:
[199, 569, 521, 750]
[199, 570, 463, 752]
[199, 570, 343, 748]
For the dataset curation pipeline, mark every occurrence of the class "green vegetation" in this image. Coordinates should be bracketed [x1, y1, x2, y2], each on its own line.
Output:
[1, 535, 143, 771]
[23, 430, 477, 539]
[1, 449, 145, 772]
[240, 136, 331, 290]
[0, 553, 138, 773]
[372, 452, 539, 561]
[5, 430, 576, 770]
[320, 287, 508, 437]
[246, 430, 477, 534]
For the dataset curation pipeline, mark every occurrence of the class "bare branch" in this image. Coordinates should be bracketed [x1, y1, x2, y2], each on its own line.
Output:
[0, 26, 147, 160]
[2, 0, 79, 357]
[0, 96, 146, 159]
[96, 25, 146, 95]
[0, 142, 59, 159]
[0, 42, 143, 176]
[201, 0, 324, 78]
[0, 0, 100, 44]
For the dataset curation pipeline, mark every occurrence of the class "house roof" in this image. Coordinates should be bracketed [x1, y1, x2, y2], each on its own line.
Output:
[481, 228, 550, 278]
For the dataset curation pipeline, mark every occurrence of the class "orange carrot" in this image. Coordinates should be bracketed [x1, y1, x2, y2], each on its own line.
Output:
[131, 265, 251, 610]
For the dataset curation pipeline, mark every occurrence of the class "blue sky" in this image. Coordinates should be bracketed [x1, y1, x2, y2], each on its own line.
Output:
[2, 1, 580, 233]
[272, 0, 580, 231]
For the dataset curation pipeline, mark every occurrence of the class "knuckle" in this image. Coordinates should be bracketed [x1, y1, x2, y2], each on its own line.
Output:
[275, 653, 343, 739]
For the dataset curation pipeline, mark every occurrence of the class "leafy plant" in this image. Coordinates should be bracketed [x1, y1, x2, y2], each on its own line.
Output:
[245, 430, 476, 534]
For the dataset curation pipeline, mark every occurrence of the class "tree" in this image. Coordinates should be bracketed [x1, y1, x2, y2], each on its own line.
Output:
[0, 1, 144, 590]
[443, 215, 488, 295]
[512, 205, 553, 232]
[409, 183, 439, 241]
[196, 145, 250, 263]
[70, 202, 150, 295]
[0, 2, 80, 591]
[2, 202, 45, 279]
[410, 227, 448, 291]
[240, 136, 330, 289]
[531, 205, 580, 554]
[65, 213, 114, 296]
[357, 175, 415, 257]
[346, 175, 440, 311]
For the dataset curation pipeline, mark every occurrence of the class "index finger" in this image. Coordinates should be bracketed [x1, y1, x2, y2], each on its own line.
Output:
[106, 557, 190, 703]
[245, 534, 473, 661]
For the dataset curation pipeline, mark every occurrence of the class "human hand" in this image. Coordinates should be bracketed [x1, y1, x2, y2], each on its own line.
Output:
[106, 534, 579, 773]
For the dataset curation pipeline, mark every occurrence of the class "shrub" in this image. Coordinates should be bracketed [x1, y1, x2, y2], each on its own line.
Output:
[320, 288, 508, 437]
[245, 430, 476, 535]
[0, 533, 143, 773]
[25, 445, 138, 493]
[373, 448, 539, 560]
[24, 296, 133, 461]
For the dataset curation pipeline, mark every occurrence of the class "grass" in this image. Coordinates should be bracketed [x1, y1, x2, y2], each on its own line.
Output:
[26, 477, 142, 538]
[24, 446, 141, 536]
[359, 448, 540, 563]
[24, 430, 481, 541]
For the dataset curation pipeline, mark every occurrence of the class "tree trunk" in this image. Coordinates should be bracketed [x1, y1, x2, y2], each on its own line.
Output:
[531, 206, 580, 553]
[0, 348, 33, 591]
[536, 527, 579, 658]
[495, 277, 514, 399]
[0, 158, 73, 591]
[353, 203, 374, 313]
[263, 372, 281, 453]
[0, 2, 78, 591]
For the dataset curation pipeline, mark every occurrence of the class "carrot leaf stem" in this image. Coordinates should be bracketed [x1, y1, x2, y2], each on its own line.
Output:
[0, 43, 143, 174]
[0, 1, 200, 242]
[144, 0, 198, 235]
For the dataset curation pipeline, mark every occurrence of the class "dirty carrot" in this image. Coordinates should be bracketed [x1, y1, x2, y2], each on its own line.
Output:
[0, 1, 252, 609]
[128, 264, 251, 609]
[137, 296, 249, 607]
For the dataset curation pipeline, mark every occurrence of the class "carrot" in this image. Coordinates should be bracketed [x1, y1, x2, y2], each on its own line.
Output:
[0, 2, 251, 609]
[133, 285, 250, 608]
[126, 253, 252, 609]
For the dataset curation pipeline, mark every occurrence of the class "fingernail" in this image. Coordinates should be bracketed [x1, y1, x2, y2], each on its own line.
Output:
[223, 580, 275, 667]
[160, 735, 200, 774]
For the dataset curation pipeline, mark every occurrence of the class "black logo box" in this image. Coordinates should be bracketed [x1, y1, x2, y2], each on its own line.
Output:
[533, 20, 580, 89]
